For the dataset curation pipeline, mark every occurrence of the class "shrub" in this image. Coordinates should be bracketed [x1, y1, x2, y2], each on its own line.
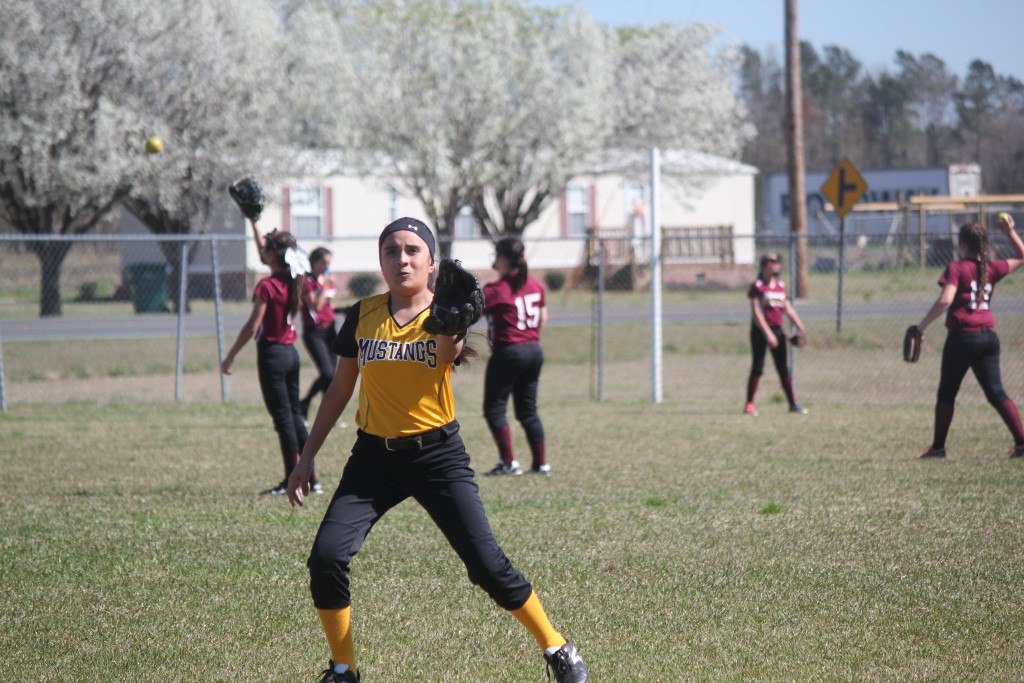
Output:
[348, 273, 381, 298]
[544, 270, 566, 292]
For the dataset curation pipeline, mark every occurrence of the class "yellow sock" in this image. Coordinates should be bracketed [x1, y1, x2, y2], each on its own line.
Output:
[510, 590, 567, 651]
[317, 606, 356, 672]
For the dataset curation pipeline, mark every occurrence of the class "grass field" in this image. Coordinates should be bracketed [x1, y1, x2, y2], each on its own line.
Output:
[3, 336, 1024, 682]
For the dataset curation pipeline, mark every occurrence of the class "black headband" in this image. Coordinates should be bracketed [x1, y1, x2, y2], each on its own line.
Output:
[378, 217, 435, 257]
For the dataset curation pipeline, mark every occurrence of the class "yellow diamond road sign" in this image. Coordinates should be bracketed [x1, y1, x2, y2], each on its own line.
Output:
[821, 157, 868, 218]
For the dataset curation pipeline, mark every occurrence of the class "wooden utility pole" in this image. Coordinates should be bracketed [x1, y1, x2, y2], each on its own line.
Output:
[784, 0, 809, 297]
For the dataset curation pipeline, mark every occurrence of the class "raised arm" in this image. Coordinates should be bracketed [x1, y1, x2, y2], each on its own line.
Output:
[250, 219, 267, 262]
[435, 333, 466, 364]
[997, 214, 1024, 272]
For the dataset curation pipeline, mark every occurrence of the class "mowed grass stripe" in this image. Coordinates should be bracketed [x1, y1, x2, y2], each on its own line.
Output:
[2, 383, 1024, 682]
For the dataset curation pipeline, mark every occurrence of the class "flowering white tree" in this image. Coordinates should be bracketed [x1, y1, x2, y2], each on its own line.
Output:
[318, 2, 751, 244]
[0, 0, 297, 315]
[122, 0, 291, 311]
[0, 0, 149, 316]
[610, 23, 753, 163]
[314, 0, 610, 244]
[467, 3, 611, 238]
[323, 0, 546, 253]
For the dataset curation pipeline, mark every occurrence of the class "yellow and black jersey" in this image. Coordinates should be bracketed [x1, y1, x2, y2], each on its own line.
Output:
[332, 293, 455, 438]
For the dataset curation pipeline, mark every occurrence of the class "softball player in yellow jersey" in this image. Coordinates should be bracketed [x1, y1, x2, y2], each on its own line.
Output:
[286, 218, 589, 683]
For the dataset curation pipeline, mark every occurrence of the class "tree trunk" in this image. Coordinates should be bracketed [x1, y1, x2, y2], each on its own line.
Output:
[30, 241, 74, 317]
[157, 240, 197, 314]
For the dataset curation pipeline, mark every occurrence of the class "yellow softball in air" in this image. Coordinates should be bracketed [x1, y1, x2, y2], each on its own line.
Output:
[145, 137, 164, 154]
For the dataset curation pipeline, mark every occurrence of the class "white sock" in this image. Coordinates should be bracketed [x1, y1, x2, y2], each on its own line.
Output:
[333, 662, 349, 674]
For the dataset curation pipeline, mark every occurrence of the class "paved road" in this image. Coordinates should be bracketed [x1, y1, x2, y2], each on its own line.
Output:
[1, 298, 990, 342]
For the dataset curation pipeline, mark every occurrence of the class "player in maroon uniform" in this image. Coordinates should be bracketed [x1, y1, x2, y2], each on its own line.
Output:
[482, 237, 551, 475]
[300, 247, 338, 420]
[222, 223, 321, 494]
[914, 216, 1024, 459]
[745, 252, 807, 416]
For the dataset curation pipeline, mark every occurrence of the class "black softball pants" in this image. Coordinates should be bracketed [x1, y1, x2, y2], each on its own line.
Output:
[483, 343, 545, 444]
[937, 330, 1009, 405]
[307, 422, 533, 611]
[750, 324, 789, 378]
[302, 324, 338, 400]
[256, 341, 309, 460]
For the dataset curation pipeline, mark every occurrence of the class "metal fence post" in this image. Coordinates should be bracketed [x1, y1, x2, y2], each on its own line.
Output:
[0, 323, 7, 412]
[174, 242, 189, 402]
[837, 215, 846, 333]
[650, 147, 663, 404]
[789, 235, 798, 384]
[210, 236, 229, 403]
[596, 240, 606, 401]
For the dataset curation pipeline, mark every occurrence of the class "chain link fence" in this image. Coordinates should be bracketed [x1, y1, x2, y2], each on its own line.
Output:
[0, 225, 1021, 412]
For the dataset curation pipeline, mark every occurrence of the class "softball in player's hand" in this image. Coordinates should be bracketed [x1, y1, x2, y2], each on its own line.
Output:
[996, 212, 1014, 231]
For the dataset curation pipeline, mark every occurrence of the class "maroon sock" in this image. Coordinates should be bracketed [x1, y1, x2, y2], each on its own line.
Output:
[995, 399, 1024, 445]
[528, 441, 547, 469]
[746, 375, 760, 404]
[933, 402, 955, 449]
[491, 424, 515, 465]
[781, 376, 796, 406]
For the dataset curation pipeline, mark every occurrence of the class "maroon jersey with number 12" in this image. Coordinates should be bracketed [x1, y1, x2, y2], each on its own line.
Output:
[483, 275, 545, 346]
[940, 258, 1011, 331]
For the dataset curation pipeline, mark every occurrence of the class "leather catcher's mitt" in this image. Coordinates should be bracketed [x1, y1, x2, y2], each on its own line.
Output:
[790, 332, 807, 348]
[228, 175, 264, 222]
[424, 259, 484, 336]
[903, 325, 922, 363]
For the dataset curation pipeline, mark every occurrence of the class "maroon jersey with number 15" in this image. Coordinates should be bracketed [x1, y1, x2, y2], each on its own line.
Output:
[483, 275, 545, 346]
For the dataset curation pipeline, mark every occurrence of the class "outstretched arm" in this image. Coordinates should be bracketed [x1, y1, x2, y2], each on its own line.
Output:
[288, 356, 359, 507]
[221, 299, 267, 374]
[750, 298, 777, 348]
[783, 300, 805, 335]
[917, 283, 957, 334]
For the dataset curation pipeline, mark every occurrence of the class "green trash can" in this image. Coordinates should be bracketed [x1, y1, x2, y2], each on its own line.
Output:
[128, 263, 168, 313]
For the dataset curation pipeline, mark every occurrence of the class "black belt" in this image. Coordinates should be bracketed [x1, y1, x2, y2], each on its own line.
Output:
[358, 426, 446, 452]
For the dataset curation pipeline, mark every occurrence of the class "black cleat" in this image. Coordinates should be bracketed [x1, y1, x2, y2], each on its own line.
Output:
[484, 460, 523, 476]
[261, 479, 289, 495]
[317, 661, 360, 683]
[544, 642, 589, 683]
[917, 447, 946, 459]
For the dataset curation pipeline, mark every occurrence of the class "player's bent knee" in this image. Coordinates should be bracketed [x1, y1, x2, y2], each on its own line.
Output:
[986, 390, 1009, 405]
[307, 554, 353, 609]
[484, 414, 508, 431]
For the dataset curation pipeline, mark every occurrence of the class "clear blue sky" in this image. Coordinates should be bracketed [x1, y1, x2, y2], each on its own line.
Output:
[535, 0, 1024, 81]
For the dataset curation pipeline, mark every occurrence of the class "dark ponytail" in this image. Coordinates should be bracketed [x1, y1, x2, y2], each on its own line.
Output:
[495, 237, 528, 292]
[264, 230, 303, 320]
[959, 222, 989, 294]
